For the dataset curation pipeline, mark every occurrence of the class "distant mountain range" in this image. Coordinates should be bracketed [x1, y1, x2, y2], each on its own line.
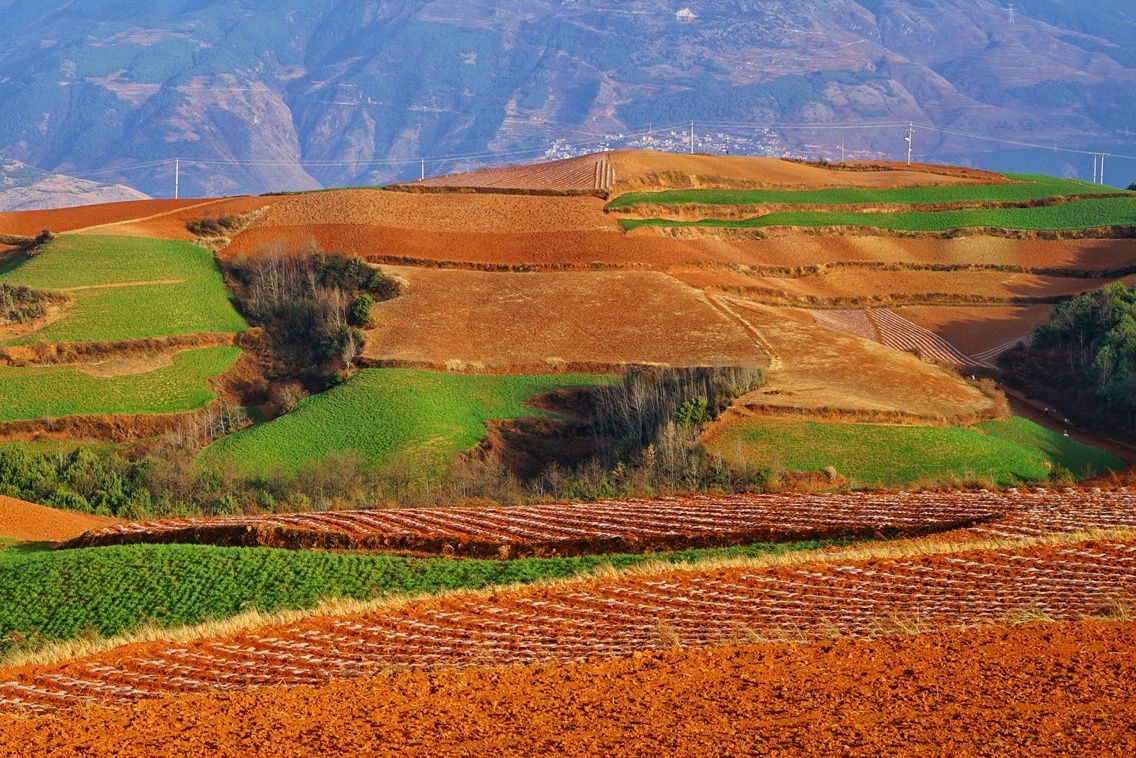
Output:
[0, 159, 147, 211]
[0, 0, 1134, 198]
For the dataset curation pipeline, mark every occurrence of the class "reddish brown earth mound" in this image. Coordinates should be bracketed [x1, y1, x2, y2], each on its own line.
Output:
[1, 621, 1131, 757]
[0, 496, 114, 543]
[3, 534, 1133, 716]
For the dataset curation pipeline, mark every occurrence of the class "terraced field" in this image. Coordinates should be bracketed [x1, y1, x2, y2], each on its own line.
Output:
[705, 417, 1125, 488]
[66, 487, 1136, 555]
[414, 154, 615, 193]
[2, 526, 1133, 716]
[199, 369, 612, 475]
[0, 346, 241, 421]
[0, 236, 246, 345]
[622, 197, 1136, 233]
[66, 490, 1008, 555]
[608, 174, 1114, 210]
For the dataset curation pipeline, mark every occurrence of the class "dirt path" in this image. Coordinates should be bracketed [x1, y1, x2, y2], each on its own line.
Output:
[1004, 388, 1136, 465]
[58, 279, 186, 292]
[1, 621, 1132, 757]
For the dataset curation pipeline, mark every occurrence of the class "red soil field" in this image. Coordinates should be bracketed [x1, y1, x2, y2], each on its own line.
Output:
[77, 196, 275, 241]
[606, 151, 1003, 193]
[718, 300, 992, 420]
[810, 309, 981, 367]
[1, 532, 1133, 716]
[649, 232, 1136, 272]
[0, 196, 273, 241]
[898, 304, 1054, 356]
[226, 223, 764, 271]
[414, 154, 615, 192]
[1, 622, 1131, 757]
[708, 268, 1128, 303]
[64, 490, 1025, 555]
[363, 266, 768, 370]
[64, 488, 1136, 556]
[0, 496, 114, 544]
[239, 189, 616, 236]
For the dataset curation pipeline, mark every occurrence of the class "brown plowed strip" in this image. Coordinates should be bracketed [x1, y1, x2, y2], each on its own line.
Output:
[0, 621, 1131, 757]
[0, 496, 114, 543]
[3, 533, 1135, 716]
[68, 489, 1039, 554]
[66, 488, 1136, 555]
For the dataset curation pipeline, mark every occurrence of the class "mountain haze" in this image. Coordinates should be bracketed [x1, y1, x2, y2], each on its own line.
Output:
[0, 0, 1134, 196]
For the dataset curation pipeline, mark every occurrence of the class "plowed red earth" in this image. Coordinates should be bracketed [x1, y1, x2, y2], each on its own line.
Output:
[65, 488, 1136, 556]
[3, 534, 1134, 716]
[363, 265, 768, 369]
[1, 622, 1132, 757]
[64, 490, 1013, 555]
[0, 496, 114, 543]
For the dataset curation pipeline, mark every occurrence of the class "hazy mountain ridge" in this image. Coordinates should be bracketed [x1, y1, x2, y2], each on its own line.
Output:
[0, 159, 148, 211]
[0, 0, 1133, 196]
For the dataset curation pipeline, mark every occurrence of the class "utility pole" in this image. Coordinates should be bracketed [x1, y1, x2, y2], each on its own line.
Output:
[1007, 3, 1015, 24]
[904, 123, 914, 165]
[690, 121, 695, 154]
[174, 158, 180, 200]
[840, 137, 846, 164]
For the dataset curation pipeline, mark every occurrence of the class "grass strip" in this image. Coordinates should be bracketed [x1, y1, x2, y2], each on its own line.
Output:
[0, 539, 832, 656]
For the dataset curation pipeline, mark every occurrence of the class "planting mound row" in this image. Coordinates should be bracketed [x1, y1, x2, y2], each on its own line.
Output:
[413, 155, 615, 193]
[809, 308, 990, 367]
[65, 488, 1136, 556]
[3, 534, 1134, 716]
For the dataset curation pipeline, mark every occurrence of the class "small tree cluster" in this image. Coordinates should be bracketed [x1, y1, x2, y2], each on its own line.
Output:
[226, 244, 398, 384]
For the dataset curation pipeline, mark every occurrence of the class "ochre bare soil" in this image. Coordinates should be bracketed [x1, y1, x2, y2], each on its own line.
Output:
[1, 621, 1131, 757]
[715, 301, 993, 420]
[0, 197, 272, 240]
[364, 265, 770, 369]
[606, 150, 1003, 193]
[897, 305, 1056, 355]
[0, 496, 114, 543]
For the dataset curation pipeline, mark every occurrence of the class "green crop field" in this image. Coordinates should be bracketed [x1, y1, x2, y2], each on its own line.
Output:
[0, 235, 246, 345]
[0, 346, 241, 421]
[201, 369, 614, 475]
[607, 173, 1120, 210]
[621, 197, 1136, 233]
[707, 416, 1124, 488]
[0, 539, 833, 657]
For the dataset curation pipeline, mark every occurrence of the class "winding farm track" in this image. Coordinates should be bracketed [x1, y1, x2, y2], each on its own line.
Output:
[2, 528, 1135, 716]
[67, 488, 1136, 556]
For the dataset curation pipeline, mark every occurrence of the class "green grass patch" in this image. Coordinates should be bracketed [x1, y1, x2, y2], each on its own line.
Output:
[0, 539, 833, 656]
[0, 346, 241, 421]
[621, 197, 1136, 233]
[708, 416, 1124, 488]
[607, 173, 1119, 210]
[0, 235, 246, 345]
[201, 369, 614, 475]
